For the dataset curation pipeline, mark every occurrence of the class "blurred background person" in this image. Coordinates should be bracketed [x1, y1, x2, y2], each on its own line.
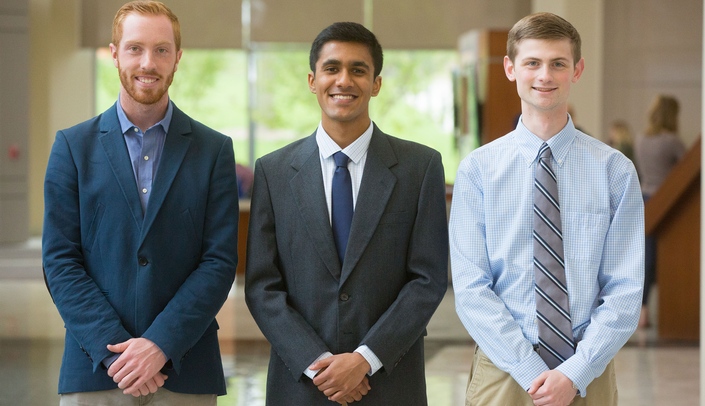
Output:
[634, 94, 686, 328]
[607, 120, 634, 162]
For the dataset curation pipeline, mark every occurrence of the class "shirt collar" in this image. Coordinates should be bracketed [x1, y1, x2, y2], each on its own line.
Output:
[116, 94, 173, 135]
[513, 114, 577, 168]
[315, 121, 374, 164]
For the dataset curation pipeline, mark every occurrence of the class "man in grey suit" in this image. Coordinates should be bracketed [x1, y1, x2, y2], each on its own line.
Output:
[245, 22, 449, 405]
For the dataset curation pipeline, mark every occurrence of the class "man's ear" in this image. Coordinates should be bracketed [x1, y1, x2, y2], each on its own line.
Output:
[308, 71, 316, 93]
[572, 58, 585, 83]
[174, 49, 183, 72]
[371, 75, 382, 97]
[503, 56, 516, 82]
[109, 43, 119, 68]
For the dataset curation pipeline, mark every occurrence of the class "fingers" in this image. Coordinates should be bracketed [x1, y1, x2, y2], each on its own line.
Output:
[310, 357, 334, 374]
[106, 338, 133, 355]
[528, 371, 549, 396]
[124, 375, 166, 397]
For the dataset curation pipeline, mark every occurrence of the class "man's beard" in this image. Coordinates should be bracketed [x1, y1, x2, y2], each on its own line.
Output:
[118, 63, 175, 105]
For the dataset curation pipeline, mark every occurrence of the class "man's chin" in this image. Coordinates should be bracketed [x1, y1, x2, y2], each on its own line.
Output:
[130, 90, 165, 105]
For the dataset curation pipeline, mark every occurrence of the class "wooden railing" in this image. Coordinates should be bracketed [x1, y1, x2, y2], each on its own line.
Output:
[644, 137, 700, 341]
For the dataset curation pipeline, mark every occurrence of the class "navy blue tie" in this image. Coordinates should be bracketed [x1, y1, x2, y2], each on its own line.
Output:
[332, 151, 353, 263]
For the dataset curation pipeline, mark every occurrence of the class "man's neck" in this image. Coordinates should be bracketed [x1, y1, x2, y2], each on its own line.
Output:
[520, 108, 569, 141]
[120, 94, 169, 132]
[321, 118, 371, 149]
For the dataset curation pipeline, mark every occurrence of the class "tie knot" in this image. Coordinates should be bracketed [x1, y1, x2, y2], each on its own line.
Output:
[333, 151, 350, 168]
[539, 143, 552, 161]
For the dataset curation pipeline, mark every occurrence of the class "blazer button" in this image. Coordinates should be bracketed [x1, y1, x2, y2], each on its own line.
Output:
[339, 293, 350, 301]
[138, 257, 149, 266]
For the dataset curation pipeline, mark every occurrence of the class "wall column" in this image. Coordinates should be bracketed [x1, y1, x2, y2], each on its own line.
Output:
[28, 0, 94, 236]
[0, 0, 30, 243]
[531, 0, 604, 138]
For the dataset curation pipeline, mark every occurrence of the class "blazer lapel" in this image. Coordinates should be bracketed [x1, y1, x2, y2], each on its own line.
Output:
[98, 104, 143, 228]
[340, 128, 397, 284]
[289, 135, 342, 279]
[140, 106, 192, 241]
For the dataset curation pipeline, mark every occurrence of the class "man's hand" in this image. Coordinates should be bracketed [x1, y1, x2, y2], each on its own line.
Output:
[528, 370, 577, 406]
[337, 376, 370, 404]
[107, 338, 168, 397]
[310, 352, 371, 403]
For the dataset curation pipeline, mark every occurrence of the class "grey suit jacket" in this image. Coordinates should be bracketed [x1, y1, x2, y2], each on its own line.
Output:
[245, 125, 448, 405]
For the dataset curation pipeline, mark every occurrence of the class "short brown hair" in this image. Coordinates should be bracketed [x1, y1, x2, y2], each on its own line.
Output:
[507, 12, 581, 65]
[112, 1, 181, 51]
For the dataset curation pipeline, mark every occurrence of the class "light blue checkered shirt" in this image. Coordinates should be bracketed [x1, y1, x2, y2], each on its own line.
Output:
[449, 117, 644, 395]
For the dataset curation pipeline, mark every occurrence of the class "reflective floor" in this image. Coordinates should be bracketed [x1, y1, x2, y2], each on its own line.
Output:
[0, 240, 699, 405]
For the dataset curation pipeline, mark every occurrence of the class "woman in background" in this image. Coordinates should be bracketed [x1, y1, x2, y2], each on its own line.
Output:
[608, 120, 634, 162]
[634, 95, 686, 328]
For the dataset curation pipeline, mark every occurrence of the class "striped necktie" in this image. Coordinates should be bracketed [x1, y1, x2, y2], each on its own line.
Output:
[533, 143, 575, 369]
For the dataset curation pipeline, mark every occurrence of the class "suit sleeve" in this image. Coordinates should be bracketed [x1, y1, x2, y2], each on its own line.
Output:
[359, 151, 449, 374]
[245, 158, 332, 381]
[42, 131, 133, 372]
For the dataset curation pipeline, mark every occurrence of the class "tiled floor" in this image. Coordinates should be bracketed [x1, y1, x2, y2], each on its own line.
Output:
[0, 240, 699, 405]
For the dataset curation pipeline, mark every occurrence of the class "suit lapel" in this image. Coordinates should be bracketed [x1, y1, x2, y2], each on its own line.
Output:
[289, 135, 342, 279]
[99, 104, 143, 228]
[140, 106, 192, 241]
[340, 128, 397, 284]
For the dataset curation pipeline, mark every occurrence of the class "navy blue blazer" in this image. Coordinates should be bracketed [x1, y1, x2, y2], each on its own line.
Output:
[42, 102, 239, 395]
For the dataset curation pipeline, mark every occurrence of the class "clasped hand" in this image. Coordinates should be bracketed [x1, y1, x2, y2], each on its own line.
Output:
[310, 352, 372, 404]
[107, 337, 168, 397]
[528, 370, 578, 406]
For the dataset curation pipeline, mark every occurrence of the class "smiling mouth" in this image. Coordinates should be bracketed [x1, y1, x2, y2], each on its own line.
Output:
[137, 77, 158, 84]
[331, 94, 355, 100]
[534, 87, 555, 92]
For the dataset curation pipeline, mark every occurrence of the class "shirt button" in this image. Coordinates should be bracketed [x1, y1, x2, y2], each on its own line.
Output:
[138, 257, 148, 266]
[339, 293, 350, 301]
[133, 128, 138, 132]
[142, 188, 148, 194]
[144, 155, 149, 161]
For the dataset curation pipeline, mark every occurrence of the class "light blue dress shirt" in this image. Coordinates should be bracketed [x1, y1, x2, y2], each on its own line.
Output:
[449, 117, 644, 395]
[116, 96, 172, 213]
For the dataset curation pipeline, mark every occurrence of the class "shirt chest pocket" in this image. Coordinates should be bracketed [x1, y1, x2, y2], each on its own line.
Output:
[563, 211, 610, 268]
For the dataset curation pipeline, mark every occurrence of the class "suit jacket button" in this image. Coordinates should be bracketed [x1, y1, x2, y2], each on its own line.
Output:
[138, 257, 148, 266]
[339, 293, 349, 301]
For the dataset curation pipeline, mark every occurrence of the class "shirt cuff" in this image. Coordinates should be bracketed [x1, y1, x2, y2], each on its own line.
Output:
[102, 353, 120, 370]
[556, 353, 592, 397]
[355, 345, 382, 376]
[303, 351, 333, 380]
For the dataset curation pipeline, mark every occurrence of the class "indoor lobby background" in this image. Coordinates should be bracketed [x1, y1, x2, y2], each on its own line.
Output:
[0, 0, 703, 405]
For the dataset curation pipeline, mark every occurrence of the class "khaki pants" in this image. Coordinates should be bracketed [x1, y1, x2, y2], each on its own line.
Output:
[60, 388, 216, 406]
[466, 346, 617, 406]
